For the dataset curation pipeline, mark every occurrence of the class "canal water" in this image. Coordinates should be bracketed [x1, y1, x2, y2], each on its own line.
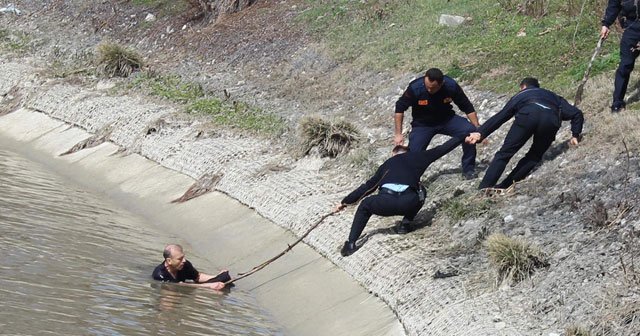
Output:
[0, 146, 284, 335]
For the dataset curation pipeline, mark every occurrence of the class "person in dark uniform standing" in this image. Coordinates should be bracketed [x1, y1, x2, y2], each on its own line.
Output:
[336, 136, 464, 257]
[466, 78, 584, 190]
[601, 0, 640, 112]
[394, 68, 480, 179]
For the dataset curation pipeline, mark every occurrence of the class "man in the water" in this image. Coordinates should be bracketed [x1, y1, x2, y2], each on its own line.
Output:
[152, 244, 231, 290]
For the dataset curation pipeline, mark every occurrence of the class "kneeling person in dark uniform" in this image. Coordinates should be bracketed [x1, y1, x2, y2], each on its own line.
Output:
[466, 78, 584, 190]
[336, 137, 464, 257]
[152, 244, 231, 290]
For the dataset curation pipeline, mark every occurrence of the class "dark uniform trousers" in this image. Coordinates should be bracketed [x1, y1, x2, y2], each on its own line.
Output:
[479, 105, 560, 189]
[408, 115, 477, 174]
[342, 137, 464, 244]
[615, 21, 640, 108]
[348, 189, 422, 243]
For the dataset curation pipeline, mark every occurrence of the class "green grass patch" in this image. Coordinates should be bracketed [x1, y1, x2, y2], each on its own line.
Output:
[0, 29, 32, 53]
[187, 98, 286, 136]
[136, 74, 205, 103]
[299, 0, 617, 95]
[123, 71, 283, 136]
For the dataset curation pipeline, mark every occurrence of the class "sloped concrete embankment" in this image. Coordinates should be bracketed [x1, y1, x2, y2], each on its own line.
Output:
[0, 62, 404, 336]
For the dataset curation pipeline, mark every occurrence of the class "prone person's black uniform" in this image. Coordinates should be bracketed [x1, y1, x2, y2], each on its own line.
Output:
[473, 78, 584, 189]
[338, 137, 463, 256]
[602, 0, 640, 111]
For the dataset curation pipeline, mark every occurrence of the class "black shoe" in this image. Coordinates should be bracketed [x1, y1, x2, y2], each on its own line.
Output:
[340, 241, 358, 257]
[463, 171, 478, 180]
[611, 104, 625, 113]
[396, 222, 412, 234]
[396, 219, 412, 234]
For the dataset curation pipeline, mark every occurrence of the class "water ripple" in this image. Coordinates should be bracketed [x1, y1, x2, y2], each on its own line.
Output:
[0, 149, 283, 335]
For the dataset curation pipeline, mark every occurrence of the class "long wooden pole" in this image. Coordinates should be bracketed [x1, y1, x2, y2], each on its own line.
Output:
[224, 210, 338, 285]
[225, 171, 389, 285]
[574, 37, 604, 106]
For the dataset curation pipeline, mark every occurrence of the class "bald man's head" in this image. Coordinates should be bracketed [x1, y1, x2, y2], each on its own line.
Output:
[163, 244, 183, 259]
[163, 244, 187, 271]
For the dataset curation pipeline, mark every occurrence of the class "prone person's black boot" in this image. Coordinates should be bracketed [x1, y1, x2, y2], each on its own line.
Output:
[396, 218, 412, 235]
[340, 241, 358, 257]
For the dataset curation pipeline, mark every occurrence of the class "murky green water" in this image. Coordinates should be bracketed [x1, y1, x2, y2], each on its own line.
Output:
[0, 147, 283, 335]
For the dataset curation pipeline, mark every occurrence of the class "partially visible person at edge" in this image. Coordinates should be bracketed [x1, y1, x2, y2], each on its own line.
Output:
[394, 68, 481, 180]
[466, 77, 584, 190]
[152, 244, 231, 290]
[336, 136, 465, 257]
[600, 0, 639, 112]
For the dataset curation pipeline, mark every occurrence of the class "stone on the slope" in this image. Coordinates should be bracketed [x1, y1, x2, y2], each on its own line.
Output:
[439, 14, 465, 27]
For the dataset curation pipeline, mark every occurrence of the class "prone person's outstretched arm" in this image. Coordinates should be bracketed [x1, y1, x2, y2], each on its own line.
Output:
[414, 136, 464, 174]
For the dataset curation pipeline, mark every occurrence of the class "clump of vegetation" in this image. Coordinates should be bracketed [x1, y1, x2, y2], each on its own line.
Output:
[566, 325, 591, 336]
[298, 117, 359, 158]
[441, 195, 494, 221]
[96, 43, 143, 78]
[150, 75, 204, 102]
[187, 98, 285, 136]
[0, 29, 32, 52]
[127, 72, 205, 102]
[486, 233, 549, 283]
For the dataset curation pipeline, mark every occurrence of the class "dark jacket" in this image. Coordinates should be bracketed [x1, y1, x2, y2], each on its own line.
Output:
[342, 137, 462, 204]
[478, 87, 584, 139]
[602, 0, 638, 27]
[152, 260, 200, 282]
[395, 76, 475, 127]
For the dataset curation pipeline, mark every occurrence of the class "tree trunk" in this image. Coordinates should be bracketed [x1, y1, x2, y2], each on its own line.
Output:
[212, 0, 257, 21]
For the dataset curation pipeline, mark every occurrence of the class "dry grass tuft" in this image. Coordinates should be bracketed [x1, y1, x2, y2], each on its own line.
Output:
[299, 117, 359, 158]
[486, 233, 549, 283]
[96, 43, 143, 78]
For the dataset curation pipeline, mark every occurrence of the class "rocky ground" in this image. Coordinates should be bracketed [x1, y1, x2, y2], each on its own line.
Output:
[1, 1, 639, 335]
